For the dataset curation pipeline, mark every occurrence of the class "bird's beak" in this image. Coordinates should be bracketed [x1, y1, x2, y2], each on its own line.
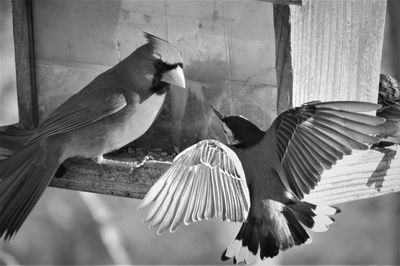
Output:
[161, 66, 185, 88]
[210, 105, 225, 121]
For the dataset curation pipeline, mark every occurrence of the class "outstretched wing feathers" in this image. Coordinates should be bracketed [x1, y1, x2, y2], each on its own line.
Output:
[275, 101, 385, 199]
[138, 140, 250, 234]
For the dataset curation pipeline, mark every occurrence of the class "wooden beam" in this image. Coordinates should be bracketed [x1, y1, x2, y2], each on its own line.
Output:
[1, 145, 399, 203]
[0, 147, 171, 199]
[259, 0, 303, 6]
[273, 4, 293, 114]
[12, 0, 38, 129]
[273, 0, 399, 206]
[305, 145, 400, 205]
[50, 157, 171, 199]
[387, 0, 400, 79]
[288, 0, 387, 105]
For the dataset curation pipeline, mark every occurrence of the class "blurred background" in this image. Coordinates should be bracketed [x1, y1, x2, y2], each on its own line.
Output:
[0, 0, 399, 264]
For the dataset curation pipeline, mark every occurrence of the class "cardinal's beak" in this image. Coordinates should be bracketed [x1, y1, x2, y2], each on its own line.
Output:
[210, 105, 225, 121]
[161, 66, 185, 88]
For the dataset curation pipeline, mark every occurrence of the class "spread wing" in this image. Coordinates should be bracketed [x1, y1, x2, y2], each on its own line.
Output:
[138, 139, 250, 234]
[29, 84, 127, 143]
[273, 101, 385, 199]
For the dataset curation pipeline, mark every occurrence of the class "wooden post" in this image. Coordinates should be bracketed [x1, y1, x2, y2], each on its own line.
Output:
[260, 0, 303, 5]
[274, 4, 293, 114]
[12, 0, 38, 129]
[273, 0, 395, 206]
[276, 0, 387, 106]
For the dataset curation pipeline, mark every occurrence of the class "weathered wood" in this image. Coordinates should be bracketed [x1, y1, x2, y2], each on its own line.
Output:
[305, 145, 400, 205]
[288, 0, 387, 105]
[12, 0, 38, 129]
[1, 145, 399, 203]
[51, 157, 171, 199]
[0, 146, 171, 199]
[273, 0, 399, 207]
[273, 4, 293, 114]
[259, 0, 303, 6]
[387, 0, 400, 79]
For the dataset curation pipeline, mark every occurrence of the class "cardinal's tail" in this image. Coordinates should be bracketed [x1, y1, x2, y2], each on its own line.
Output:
[0, 125, 34, 152]
[221, 200, 340, 264]
[0, 140, 60, 239]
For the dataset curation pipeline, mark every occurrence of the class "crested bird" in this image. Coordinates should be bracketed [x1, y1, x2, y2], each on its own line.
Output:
[138, 101, 385, 264]
[375, 74, 400, 147]
[0, 32, 185, 240]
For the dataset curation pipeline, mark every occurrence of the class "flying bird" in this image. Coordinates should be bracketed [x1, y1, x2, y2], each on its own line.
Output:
[0, 33, 185, 239]
[375, 74, 400, 146]
[138, 101, 385, 264]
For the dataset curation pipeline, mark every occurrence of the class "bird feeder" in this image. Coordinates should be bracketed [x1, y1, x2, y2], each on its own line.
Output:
[1, 0, 399, 208]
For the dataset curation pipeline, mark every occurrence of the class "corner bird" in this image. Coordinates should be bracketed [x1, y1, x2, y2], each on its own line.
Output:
[375, 74, 400, 146]
[0, 33, 185, 239]
[138, 101, 385, 264]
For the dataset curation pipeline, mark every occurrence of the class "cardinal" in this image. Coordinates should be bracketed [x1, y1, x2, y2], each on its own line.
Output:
[0, 32, 185, 239]
[139, 101, 384, 264]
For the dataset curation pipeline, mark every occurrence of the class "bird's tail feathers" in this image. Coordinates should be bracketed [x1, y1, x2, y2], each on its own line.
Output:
[0, 141, 59, 240]
[287, 201, 340, 232]
[221, 200, 340, 264]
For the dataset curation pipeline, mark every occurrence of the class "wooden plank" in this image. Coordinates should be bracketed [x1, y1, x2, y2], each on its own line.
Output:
[0, 147, 171, 199]
[305, 145, 400, 205]
[12, 0, 38, 129]
[289, 0, 387, 105]
[273, 4, 293, 114]
[50, 158, 171, 199]
[1, 145, 399, 203]
[259, 0, 303, 6]
[387, 0, 400, 79]
[273, 0, 396, 206]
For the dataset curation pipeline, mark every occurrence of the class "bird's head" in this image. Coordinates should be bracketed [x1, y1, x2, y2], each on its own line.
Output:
[120, 32, 185, 94]
[210, 106, 265, 148]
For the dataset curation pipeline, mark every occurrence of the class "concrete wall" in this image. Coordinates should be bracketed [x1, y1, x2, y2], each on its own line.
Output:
[32, 0, 277, 152]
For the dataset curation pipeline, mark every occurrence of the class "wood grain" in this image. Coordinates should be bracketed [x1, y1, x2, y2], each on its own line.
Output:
[0, 147, 171, 199]
[12, 0, 38, 129]
[273, 0, 398, 206]
[259, 0, 303, 6]
[305, 145, 400, 205]
[1, 145, 399, 204]
[289, 0, 387, 106]
[273, 4, 293, 114]
[50, 158, 171, 199]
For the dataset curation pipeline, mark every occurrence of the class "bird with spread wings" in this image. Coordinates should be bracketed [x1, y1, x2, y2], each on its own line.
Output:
[139, 100, 385, 264]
